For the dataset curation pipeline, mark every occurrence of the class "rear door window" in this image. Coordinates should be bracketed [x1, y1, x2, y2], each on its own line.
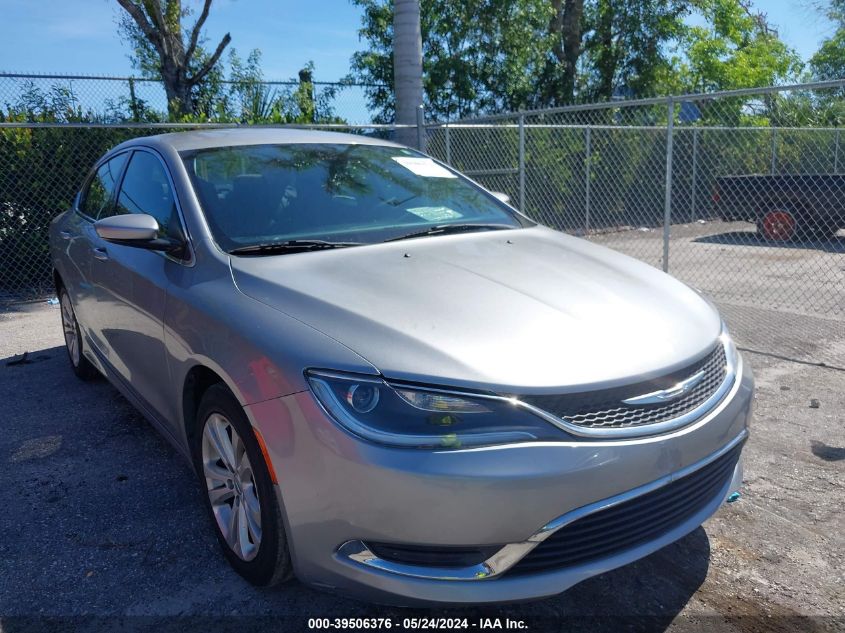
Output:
[80, 153, 128, 219]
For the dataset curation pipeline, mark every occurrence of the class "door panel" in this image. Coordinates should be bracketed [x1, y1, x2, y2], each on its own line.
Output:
[93, 244, 173, 421]
[63, 153, 129, 338]
[61, 212, 97, 330]
[91, 149, 183, 427]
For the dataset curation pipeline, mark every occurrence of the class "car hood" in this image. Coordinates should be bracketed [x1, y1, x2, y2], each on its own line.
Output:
[230, 226, 721, 393]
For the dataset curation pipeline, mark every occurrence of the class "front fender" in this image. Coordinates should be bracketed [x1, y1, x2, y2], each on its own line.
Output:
[163, 271, 378, 449]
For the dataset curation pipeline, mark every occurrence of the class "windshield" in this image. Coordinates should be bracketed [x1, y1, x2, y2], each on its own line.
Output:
[181, 143, 528, 252]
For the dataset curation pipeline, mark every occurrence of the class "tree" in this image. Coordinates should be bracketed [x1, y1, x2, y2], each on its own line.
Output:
[541, 0, 585, 105]
[1, 84, 136, 291]
[350, 0, 802, 122]
[666, 0, 801, 95]
[811, 0, 845, 80]
[393, 0, 425, 145]
[227, 54, 344, 124]
[116, 0, 231, 118]
[351, 0, 698, 118]
[582, 0, 692, 101]
[350, 0, 551, 121]
[811, 32, 845, 81]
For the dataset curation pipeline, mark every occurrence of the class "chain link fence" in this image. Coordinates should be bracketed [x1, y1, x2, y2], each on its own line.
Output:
[0, 72, 380, 125]
[0, 121, 408, 301]
[0, 72, 392, 300]
[2, 76, 844, 363]
[426, 80, 845, 331]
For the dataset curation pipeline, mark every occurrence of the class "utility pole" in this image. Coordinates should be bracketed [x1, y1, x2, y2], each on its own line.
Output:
[393, 0, 424, 148]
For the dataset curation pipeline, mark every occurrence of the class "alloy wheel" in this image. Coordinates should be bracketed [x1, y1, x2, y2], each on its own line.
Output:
[60, 291, 80, 366]
[201, 413, 263, 561]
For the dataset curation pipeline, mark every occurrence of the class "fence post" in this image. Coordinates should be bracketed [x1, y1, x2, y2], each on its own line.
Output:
[835, 129, 840, 173]
[770, 128, 777, 174]
[127, 77, 141, 122]
[662, 97, 675, 273]
[416, 105, 426, 152]
[690, 128, 699, 220]
[518, 115, 526, 211]
[584, 126, 592, 234]
[445, 125, 452, 165]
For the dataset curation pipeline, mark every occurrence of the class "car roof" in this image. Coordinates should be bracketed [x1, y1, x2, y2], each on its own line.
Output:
[113, 127, 405, 154]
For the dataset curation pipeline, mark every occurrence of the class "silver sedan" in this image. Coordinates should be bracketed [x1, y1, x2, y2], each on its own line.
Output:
[50, 129, 753, 606]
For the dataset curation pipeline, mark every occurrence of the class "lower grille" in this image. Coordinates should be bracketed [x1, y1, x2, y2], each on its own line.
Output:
[508, 444, 742, 575]
[366, 543, 501, 568]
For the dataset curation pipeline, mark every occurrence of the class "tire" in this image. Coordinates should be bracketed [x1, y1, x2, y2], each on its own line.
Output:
[757, 208, 798, 242]
[193, 383, 293, 586]
[59, 287, 98, 380]
[756, 206, 837, 243]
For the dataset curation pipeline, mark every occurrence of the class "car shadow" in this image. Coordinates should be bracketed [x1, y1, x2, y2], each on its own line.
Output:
[377, 529, 711, 631]
[810, 440, 845, 462]
[0, 344, 710, 631]
[694, 230, 845, 253]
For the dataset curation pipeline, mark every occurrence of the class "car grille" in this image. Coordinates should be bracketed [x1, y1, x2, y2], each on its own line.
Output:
[507, 443, 742, 575]
[521, 343, 728, 429]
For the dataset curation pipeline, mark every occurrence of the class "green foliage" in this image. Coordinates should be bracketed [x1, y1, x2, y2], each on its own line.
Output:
[0, 82, 158, 291]
[226, 56, 345, 125]
[668, 0, 802, 94]
[811, 0, 845, 88]
[117, 0, 230, 117]
[118, 0, 342, 124]
[581, 0, 693, 101]
[0, 118, 143, 291]
[350, 0, 551, 122]
[350, 0, 807, 122]
[0, 67, 346, 292]
[4, 83, 88, 123]
[811, 30, 845, 81]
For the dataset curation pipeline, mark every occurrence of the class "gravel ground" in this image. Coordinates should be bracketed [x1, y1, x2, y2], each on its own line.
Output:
[591, 220, 845, 318]
[0, 222, 843, 632]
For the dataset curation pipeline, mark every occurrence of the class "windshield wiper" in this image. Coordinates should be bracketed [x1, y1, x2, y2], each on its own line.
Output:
[384, 223, 516, 243]
[228, 239, 363, 256]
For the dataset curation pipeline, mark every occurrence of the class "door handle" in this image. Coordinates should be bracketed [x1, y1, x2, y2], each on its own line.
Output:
[93, 247, 109, 261]
[60, 230, 73, 240]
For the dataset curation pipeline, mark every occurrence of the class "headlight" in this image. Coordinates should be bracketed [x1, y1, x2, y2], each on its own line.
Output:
[306, 370, 567, 449]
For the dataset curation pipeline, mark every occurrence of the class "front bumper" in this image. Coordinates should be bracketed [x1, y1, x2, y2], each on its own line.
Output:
[246, 355, 754, 606]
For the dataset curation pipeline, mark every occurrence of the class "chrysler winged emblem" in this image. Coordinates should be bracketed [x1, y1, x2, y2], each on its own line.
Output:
[622, 369, 706, 406]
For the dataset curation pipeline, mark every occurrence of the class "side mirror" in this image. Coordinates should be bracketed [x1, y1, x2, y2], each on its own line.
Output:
[95, 213, 158, 241]
[491, 191, 512, 205]
[95, 213, 184, 254]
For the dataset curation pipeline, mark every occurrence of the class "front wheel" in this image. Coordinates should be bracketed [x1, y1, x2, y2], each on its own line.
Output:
[193, 384, 293, 586]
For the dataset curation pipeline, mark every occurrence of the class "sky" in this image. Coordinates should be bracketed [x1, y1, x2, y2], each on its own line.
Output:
[0, 0, 365, 80]
[0, 0, 839, 81]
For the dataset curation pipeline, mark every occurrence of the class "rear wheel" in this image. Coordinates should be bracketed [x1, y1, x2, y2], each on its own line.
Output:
[59, 287, 98, 380]
[757, 208, 797, 242]
[193, 384, 293, 586]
